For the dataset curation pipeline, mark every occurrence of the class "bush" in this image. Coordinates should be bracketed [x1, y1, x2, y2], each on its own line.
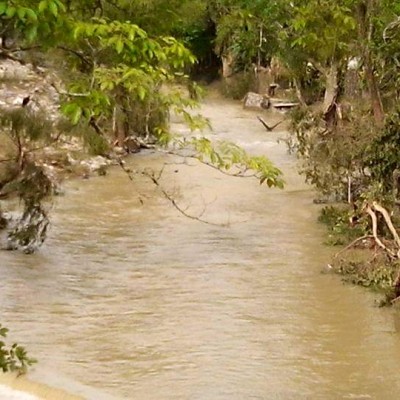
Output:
[318, 206, 368, 245]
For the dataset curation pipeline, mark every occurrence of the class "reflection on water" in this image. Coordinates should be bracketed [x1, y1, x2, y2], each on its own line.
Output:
[2, 95, 400, 399]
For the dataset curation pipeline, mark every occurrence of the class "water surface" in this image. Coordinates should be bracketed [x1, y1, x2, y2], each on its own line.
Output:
[1, 95, 400, 399]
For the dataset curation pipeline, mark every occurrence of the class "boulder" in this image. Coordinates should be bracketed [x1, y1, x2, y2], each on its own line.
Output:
[243, 92, 270, 110]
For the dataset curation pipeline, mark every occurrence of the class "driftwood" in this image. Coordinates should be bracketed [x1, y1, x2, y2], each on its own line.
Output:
[257, 116, 284, 132]
[365, 205, 396, 258]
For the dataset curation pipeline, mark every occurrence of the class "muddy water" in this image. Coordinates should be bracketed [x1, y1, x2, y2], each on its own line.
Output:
[2, 94, 400, 399]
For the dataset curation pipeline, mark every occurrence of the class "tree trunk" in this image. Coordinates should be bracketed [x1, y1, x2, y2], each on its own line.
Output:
[365, 54, 385, 126]
[323, 63, 339, 115]
[113, 105, 127, 147]
[221, 52, 234, 78]
[293, 78, 306, 106]
[322, 63, 341, 128]
[357, 0, 385, 126]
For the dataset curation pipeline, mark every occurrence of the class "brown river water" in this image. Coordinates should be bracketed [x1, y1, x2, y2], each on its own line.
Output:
[2, 94, 400, 399]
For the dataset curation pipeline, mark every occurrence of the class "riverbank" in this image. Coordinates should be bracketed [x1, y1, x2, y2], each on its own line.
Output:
[0, 374, 83, 400]
[317, 204, 400, 305]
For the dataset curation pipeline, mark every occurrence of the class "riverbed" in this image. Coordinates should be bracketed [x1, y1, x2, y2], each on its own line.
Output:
[2, 94, 400, 399]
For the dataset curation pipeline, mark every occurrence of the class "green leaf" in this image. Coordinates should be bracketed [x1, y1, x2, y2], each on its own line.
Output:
[0, 327, 8, 337]
[116, 39, 124, 54]
[38, 1, 47, 13]
[0, 2, 7, 15]
[5, 6, 16, 18]
[49, 1, 58, 17]
[71, 106, 82, 125]
[25, 25, 38, 42]
[25, 9, 38, 22]
[54, 0, 66, 13]
[17, 7, 26, 21]
[137, 86, 146, 101]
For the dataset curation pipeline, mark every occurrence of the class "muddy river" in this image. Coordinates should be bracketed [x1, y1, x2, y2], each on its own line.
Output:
[2, 94, 400, 399]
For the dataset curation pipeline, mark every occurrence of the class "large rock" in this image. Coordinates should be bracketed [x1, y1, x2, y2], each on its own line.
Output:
[80, 156, 111, 173]
[243, 92, 270, 110]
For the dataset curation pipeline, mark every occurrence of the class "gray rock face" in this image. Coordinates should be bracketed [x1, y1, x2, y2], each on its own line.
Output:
[0, 59, 60, 119]
[243, 92, 270, 110]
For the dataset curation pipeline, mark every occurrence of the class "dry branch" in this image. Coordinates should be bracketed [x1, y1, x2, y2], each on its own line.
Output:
[333, 235, 374, 258]
[116, 157, 229, 227]
[372, 201, 400, 251]
[365, 205, 396, 258]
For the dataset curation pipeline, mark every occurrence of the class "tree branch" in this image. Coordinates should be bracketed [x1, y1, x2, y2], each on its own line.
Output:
[372, 201, 400, 250]
[162, 149, 257, 179]
[365, 205, 396, 258]
[333, 235, 375, 258]
[56, 46, 93, 67]
[115, 157, 229, 227]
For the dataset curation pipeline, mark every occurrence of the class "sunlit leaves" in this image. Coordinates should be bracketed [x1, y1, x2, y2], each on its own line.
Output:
[180, 137, 284, 188]
[62, 17, 198, 141]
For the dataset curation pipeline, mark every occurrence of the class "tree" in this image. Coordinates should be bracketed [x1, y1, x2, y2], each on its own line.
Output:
[283, 0, 357, 116]
[209, 0, 283, 72]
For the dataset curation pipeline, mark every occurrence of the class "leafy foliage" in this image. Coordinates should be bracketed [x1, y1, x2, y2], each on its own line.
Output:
[179, 136, 284, 188]
[365, 109, 400, 191]
[0, 0, 66, 43]
[209, 0, 283, 70]
[0, 324, 36, 374]
[319, 206, 368, 246]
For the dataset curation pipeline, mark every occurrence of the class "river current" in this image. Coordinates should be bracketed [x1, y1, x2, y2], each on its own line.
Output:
[1, 93, 400, 399]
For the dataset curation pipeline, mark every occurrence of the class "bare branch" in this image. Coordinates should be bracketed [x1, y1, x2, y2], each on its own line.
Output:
[50, 83, 90, 97]
[365, 205, 396, 258]
[115, 157, 229, 227]
[0, 50, 26, 65]
[56, 46, 93, 67]
[142, 168, 229, 227]
[372, 201, 400, 250]
[333, 235, 375, 258]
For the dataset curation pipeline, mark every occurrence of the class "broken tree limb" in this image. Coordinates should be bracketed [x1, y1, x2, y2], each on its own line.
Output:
[365, 205, 397, 258]
[372, 201, 400, 251]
